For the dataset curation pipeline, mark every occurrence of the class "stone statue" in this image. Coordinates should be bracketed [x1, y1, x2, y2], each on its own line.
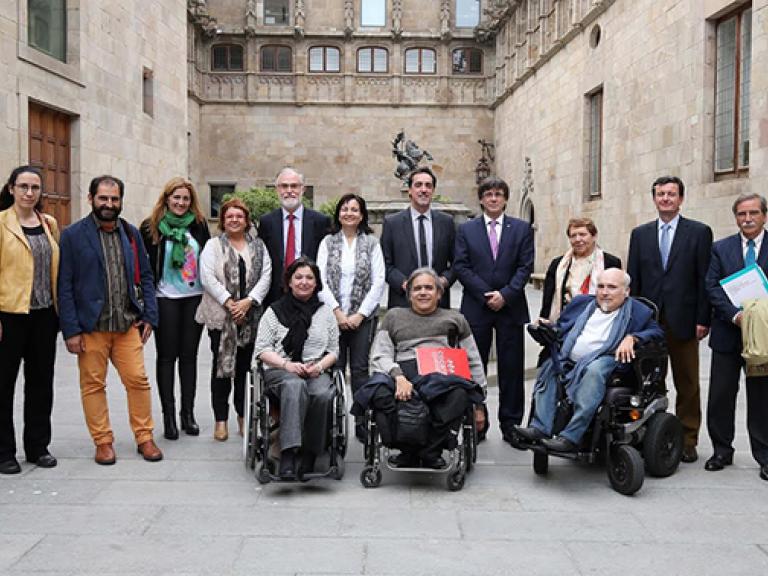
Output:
[245, 0, 257, 36]
[295, 0, 306, 37]
[440, 0, 452, 40]
[392, 131, 434, 184]
[344, 0, 354, 38]
[392, 0, 403, 39]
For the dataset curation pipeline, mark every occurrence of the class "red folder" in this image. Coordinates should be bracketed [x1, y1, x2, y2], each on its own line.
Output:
[415, 347, 471, 380]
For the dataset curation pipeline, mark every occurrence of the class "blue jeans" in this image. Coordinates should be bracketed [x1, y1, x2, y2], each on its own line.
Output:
[532, 355, 617, 443]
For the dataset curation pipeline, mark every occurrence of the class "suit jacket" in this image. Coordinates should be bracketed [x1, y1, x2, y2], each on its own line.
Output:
[453, 214, 534, 325]
[627, 216, 713, 340]
[707, 231, 768, 354]
[380, 207, 456, 309]
[258, 207, 331, 306]
[58, 216, 158, 339]
[539, 251, 622, 320]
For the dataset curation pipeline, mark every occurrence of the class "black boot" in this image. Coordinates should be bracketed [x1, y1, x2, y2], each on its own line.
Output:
[279, 449, 297, 479]
[180, 410, 200, 436]
[163, 412, 179, 440]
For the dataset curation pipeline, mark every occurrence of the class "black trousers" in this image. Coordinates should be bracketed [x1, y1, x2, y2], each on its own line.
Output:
[154, 296, 204, 415]
[707, 350, 768, 466]
[469, 317, 525, 430]
[208, 329, 254, 421]
[0, 307, 58, 461]
[335, 316, 376, 394]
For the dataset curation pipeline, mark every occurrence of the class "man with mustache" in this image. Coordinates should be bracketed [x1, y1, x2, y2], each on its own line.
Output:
[58, 175, 161, 465]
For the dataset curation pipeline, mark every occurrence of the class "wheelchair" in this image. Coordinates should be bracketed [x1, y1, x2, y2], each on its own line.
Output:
[243, 362, 348, 484]
[517, 299, 683, 496]
[359, 394, 479, 492]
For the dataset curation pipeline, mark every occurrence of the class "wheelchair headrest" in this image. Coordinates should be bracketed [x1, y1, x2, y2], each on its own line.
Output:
[633, 297, 660, 321]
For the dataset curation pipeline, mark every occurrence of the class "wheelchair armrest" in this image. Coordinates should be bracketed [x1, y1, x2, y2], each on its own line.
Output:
[527, 323, 559, 348]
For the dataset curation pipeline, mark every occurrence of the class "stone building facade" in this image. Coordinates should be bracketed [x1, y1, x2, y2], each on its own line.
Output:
[487, 0, 768, 268]
[187, 0, 495, 216]
[1, 0, 189, 224]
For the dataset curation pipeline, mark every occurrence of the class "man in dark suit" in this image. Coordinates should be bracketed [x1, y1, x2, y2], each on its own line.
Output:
[380, 166, 456, 309]
[454, 177, 534, 441]
[258, 167, 330, 306]
[704, 193, 768, 481]
[627, 176, 712, 463]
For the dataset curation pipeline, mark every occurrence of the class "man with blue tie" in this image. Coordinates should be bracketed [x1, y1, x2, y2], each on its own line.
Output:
[454, 177, 534, 443]
[627, 176, 712, 463]
[705, 193, 768, 481]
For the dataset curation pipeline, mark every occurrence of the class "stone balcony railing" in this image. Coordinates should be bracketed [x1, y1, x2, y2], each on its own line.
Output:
[191, 68, 493, 107]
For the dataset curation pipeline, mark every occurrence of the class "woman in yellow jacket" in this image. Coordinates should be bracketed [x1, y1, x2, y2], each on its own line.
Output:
[0, 165, 60, 474]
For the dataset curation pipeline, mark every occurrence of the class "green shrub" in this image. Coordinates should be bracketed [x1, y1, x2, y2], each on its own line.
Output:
[223, 187, 310, 222]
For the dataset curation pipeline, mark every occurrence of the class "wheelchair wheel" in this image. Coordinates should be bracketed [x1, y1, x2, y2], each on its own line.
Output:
[446, 470, 465, 492]
[607, 444, 644, 496]
[642, 412, 683, 477]
[360, 466, 382, 488]
[533, 451, 549, 475]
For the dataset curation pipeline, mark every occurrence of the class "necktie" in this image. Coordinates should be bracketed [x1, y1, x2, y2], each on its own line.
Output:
[660, 223, 671, 270]
[285, 213, 296, 269]
[418, 215, 428, 268]
[489, 220, 499, 260]
[746, 239, 756, 266]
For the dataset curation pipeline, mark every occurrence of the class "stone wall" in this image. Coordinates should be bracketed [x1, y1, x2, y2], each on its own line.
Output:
[491, 0, 768, 272]
[0, 0, 189, 224]
[196, 103, 493, 209]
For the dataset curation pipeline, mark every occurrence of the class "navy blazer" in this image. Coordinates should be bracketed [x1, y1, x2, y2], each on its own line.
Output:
[627, 216, 713, 340]
[707, 231, 768, 354]
[58, 216, 158, 339]
[380, 208, 457, 309]
[453, 214, 534, 325]
[258, 207, 331, 306]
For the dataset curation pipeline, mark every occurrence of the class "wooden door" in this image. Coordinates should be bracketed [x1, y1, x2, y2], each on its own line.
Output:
[28, 101, 71, 226]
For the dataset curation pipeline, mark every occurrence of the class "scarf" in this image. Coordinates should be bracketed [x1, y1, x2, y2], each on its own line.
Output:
[216, 229, 265, 378]
[271, 292, 323, 361]
[553, 299, 632, 394]
[324, 231, 376, 314]
[549, 247, 606, 322]
[158, 211, 196, 269]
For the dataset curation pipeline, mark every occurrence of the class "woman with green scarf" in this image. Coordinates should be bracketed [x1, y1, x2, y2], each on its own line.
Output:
[140, 178, 210, 440]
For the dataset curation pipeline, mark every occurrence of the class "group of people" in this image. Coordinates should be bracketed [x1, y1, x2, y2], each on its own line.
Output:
[0, 163, 766, 483]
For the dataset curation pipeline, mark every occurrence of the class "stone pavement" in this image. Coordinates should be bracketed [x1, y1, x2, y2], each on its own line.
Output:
[2, 287, 768, 575]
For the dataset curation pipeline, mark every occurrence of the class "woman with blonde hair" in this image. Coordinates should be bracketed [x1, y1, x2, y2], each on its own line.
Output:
[0, 165, 60, 473]
[140, 177, 211, 439]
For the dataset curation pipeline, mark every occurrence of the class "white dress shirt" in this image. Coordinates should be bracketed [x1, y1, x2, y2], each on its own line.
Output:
[483, 213, 504, 243]
[317, 234, 386, 318]
[282, 205, 304, 258]
[657, 213, 680, 248]
[410, 207, 433, 268]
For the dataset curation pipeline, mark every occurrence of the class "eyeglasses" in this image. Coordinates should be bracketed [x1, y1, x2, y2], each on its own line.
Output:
[277, 183, 302, 190]
[482, 190, 505, 198]
[14, 184, 41, 193]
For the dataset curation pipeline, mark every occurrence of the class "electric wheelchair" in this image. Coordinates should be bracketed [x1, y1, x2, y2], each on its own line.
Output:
[516, 298, 683, 496]
[243, 362, 348, 483]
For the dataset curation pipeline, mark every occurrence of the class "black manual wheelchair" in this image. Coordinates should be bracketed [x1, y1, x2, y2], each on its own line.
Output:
[243, 363, 348, 484]
[358, 382, 480, 492]
[516, 298, 683, 496]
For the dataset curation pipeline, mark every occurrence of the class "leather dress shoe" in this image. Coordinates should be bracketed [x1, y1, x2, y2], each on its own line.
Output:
[542, 435, 577, 453]
[514, 425, 549, 443]
[163, 413, 179, 441]
[180, 411, 200, 436]
[704, 453, 733, 471]
[29, 453, 57, 468]
[681, 446, 698, 463]
[0, 458, 22, 474]
[137, 440, 163, 462]
[760, 465, 768, 482]
[95, 443, 116, 466]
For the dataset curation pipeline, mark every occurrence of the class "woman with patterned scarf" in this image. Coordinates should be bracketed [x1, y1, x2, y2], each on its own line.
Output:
[140, 178, 211, 441]
[254, 257, 339, 480]
[316, 194, 385, 442]
[195, 198, 271, 441]
[539, 217, 622, 323]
